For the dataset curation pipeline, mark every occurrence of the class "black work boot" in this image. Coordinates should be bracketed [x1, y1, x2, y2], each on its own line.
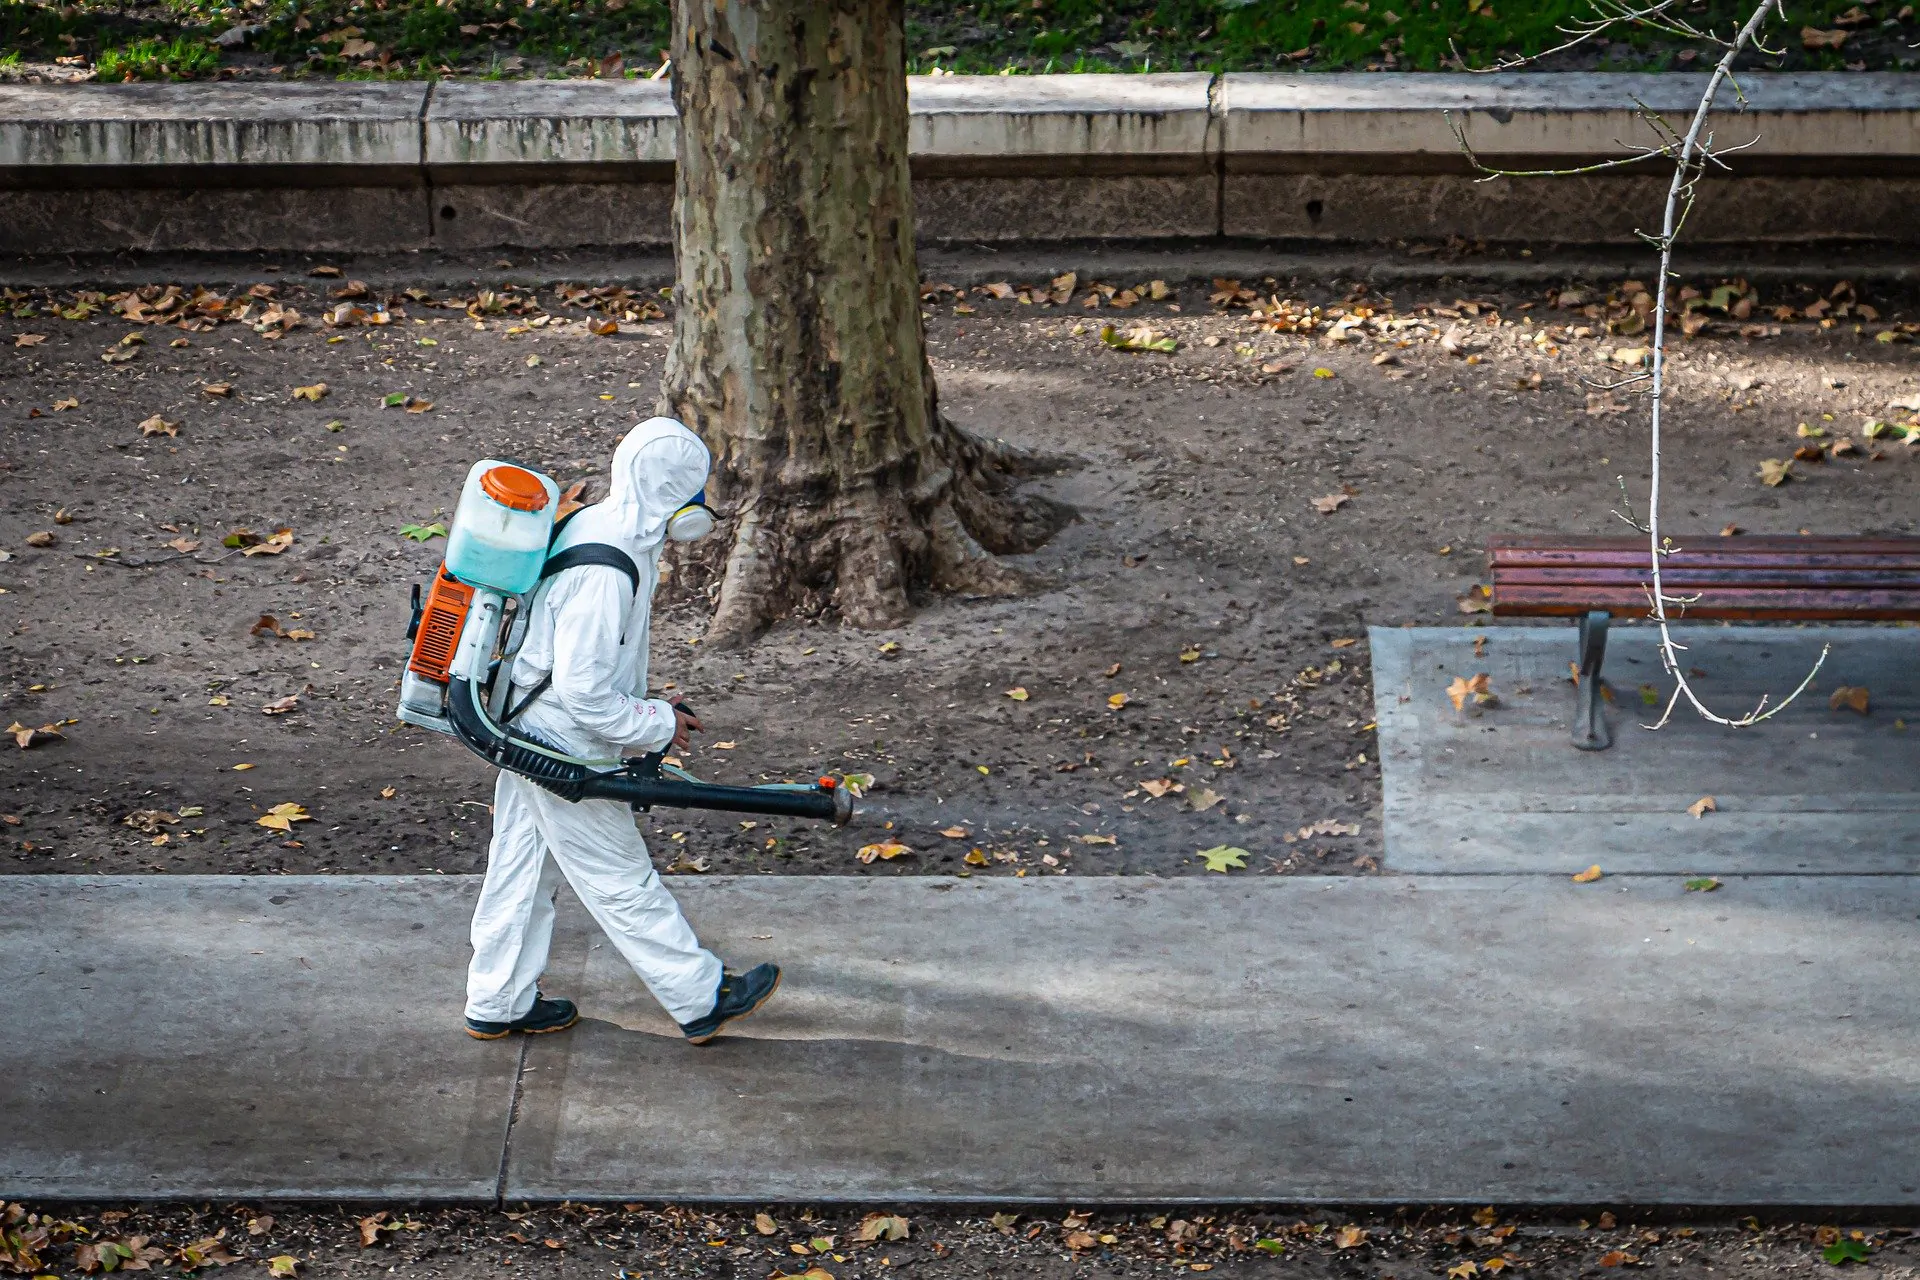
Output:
[678, 963, 782, 1045]
[465, 993, 579, 1040]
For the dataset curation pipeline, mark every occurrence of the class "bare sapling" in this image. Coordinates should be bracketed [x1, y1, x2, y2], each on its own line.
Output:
[1448, 0, 1828, 731]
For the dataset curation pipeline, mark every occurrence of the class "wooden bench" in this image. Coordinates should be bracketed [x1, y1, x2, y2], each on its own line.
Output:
[1488, 534, 1920, 750]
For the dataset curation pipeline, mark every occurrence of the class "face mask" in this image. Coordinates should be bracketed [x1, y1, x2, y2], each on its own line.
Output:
[666, 488, 716, 542]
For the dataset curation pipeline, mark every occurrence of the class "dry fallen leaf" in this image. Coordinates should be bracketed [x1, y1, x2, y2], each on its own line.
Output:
[1445, 672, 1495, 711]
[1757, 458, 1793, 487]
[292, 383, 328, 402]
[856, 1214, 910, 1243]
[261, 694, 300, 715]
[1107, 692, 1130, 709]
[51, 397, 80, 411]
[242, 528, 295, 557]
[25, 530, 57, 548]
[6, 721, 64, 749]
[1188, 787, 1225, 812]
[1102, 662, 1122, 677]
[1572, 864, 1604, 883]
[856, 840, 912, 864]
[1687, 796, 1717, 819]
[1829, 685, 1870, 714]
[1335, 1226, 1368, 1250]
[1312, 493, 1350, 514]
[556, 478, 590, 520]
[200, 382, 233, 398]
[14, 333, 46, 347]
[166, 536, 199, 553]
[938, 826, 969, 839]
[137, 414, 179, 437]
[1599, 1251, 1638, 1268]
[380, 786, 396, 799]
[256, 802, 311, 832]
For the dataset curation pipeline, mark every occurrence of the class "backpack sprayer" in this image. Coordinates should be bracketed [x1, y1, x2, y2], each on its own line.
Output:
[394, 459, 851, 825]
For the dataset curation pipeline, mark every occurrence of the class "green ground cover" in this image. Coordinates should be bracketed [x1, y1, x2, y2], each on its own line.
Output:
[0, 0, 1911, 82]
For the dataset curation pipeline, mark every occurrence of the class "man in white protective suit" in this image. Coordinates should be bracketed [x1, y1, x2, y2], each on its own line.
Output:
[462, 416, 780, 1044]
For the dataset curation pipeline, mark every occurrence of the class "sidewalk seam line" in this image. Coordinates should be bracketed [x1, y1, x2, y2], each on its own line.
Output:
[1206, 72, 1225, 238]
[494, 1036, 529, 1208]
[420, 81, 436, 247]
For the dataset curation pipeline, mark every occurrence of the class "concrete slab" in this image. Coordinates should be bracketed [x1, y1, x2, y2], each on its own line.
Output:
[908, 73, 1216, 165]
[0, 82, 427, 168]
[1219, 72, 1920, 164]
[8, 874, 1918, 1204]
[425, 81, 676, 169]
[507, 875, 1920, 1206]
[1371, 625, 1920, 875]
[0, 876, 518, 1199]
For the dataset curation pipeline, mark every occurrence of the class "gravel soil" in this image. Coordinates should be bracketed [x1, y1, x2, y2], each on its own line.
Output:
[2, 265, 1916, 878]
[5, 1200, 1918, 1280]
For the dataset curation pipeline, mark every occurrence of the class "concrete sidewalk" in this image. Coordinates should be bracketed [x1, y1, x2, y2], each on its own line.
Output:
[5, 874, 1916, 1205]
[1372, 626, 1920, 874]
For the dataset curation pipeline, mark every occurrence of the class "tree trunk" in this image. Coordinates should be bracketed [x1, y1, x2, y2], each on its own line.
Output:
[660, 0, 1068, 646]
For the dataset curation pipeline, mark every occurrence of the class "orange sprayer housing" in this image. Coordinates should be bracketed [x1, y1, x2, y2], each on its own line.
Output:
[408, 565, 474, 683]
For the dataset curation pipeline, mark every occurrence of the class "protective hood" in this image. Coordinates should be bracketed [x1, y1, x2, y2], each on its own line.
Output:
[560, 417, 711, 556]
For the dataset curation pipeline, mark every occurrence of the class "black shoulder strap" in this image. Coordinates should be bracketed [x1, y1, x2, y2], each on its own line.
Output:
[540, 543, 640, 596]
[543, 501, 641, 597]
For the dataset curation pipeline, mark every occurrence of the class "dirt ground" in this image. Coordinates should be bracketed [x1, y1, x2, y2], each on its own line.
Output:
[3, 262, 1917, 878]
[4, 1200, 1917, 1280]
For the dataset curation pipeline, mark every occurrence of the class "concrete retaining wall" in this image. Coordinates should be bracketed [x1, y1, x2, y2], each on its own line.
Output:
[2, 72, 1914, 255]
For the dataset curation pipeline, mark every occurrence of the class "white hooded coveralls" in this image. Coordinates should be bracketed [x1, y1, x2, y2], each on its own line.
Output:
[464, 418, 723, 1026]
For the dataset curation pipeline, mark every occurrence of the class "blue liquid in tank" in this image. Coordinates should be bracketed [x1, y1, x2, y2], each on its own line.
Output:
[446, 528, 545, 594]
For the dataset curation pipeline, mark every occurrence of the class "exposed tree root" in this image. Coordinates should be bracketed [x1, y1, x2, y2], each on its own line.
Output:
[671, 417, 1074, 648]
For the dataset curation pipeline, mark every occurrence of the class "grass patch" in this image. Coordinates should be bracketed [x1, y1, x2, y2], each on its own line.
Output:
[0, 0, 1910, 80]
[94, 34, 220, 80]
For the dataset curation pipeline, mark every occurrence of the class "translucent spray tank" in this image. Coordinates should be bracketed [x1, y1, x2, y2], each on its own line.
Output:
[444, 460, 559, 595]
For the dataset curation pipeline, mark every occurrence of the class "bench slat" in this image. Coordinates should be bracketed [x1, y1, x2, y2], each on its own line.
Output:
[1491, 585, 1920, 621]
[1491, 535, 1920, 555]
[1492, 549, 1920, 571]
[1497, 567, 1920, 589]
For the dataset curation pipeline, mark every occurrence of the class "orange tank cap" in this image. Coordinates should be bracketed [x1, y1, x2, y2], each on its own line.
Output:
[479, 465, 550, 512]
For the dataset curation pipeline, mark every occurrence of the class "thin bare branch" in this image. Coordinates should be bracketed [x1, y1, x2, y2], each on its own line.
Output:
[1636, 0, 1824, 729]
[1459, 0, 1825, 733]
[1457, 0, 1686, 72]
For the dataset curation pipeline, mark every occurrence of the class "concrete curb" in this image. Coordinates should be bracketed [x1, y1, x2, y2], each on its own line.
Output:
[2, 72, 1915, 254]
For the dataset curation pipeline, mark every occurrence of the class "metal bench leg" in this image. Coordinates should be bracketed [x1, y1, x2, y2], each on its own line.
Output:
[1573, 611, 1612, 751]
